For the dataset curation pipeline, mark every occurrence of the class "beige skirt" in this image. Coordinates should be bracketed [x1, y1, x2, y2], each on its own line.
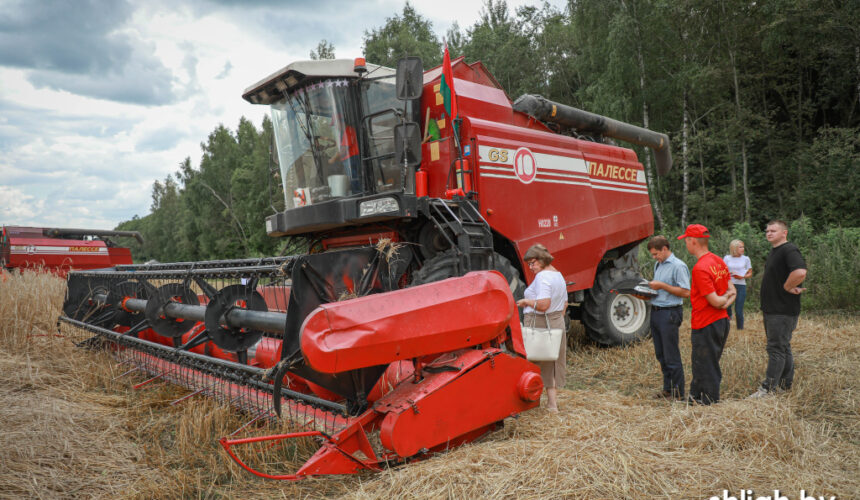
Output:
[524, 311, 567, 389]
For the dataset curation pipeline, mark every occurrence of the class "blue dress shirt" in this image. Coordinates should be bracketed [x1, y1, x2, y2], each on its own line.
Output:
[652, 253, 690, 307]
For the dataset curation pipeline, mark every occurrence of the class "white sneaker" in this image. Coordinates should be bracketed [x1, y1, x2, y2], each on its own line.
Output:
[747, 387, 770, 399]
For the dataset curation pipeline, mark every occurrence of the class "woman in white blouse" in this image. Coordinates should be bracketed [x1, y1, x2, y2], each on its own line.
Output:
[723, 239, 753, 329]
[515, 244, 568, 411]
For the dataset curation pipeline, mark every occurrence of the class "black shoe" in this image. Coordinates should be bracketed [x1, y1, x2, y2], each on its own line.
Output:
[653, 390, 672, 400]
[654, 390, 684, 401]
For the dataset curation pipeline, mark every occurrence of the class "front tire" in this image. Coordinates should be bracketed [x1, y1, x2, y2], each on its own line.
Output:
[411, 250, 525, 304]
[582, 267, 650, 346]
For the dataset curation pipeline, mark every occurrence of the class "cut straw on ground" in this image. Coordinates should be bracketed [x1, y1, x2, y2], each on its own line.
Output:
[0, 270, 857, 499]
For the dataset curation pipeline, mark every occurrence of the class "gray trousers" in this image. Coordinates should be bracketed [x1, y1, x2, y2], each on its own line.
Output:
[761, 313, 799, 391]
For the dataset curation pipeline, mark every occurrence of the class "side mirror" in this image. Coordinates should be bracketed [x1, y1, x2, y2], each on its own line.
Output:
[394, 122, 422, 167]
[396, 57, 424, 101]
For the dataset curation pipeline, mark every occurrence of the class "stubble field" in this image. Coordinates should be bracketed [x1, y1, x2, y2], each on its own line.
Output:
[0, 270, 857, 499]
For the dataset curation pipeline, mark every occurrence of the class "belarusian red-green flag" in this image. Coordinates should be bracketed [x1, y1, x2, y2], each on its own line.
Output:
[440, 44, 458, 131]
[426, 117, 441, 141]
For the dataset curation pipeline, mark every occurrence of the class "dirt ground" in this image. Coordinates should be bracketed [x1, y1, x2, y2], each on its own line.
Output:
[1, 272, 857, 499]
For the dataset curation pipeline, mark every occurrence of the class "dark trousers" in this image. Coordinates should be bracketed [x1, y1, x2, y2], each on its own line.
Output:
[761, 313, 798, 391]
[690, 317, 730, 404]
[726, 284, 746, 329]
[650, 306, 685, 397]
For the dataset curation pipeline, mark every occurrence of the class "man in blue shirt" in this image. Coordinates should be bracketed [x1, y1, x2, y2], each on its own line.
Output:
[647, 235, 691, 400]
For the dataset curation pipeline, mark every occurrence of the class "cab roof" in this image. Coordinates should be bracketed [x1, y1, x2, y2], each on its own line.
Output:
[243, 59, 395, 105]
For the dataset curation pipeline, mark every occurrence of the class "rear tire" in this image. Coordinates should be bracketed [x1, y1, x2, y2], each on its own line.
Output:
[582, 267, 650, 346]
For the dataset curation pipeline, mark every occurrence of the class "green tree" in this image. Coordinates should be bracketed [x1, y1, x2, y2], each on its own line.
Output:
[460, 0, 548, 99]
[444, 21, 466, 56]
[134, 174, 186, 262]
[310, 39, 335, 60]
[362, 2, 441, 68]
[181, 124, 248, 259]
[115, 214, 152, 263]
[569, 0, 678, 226]
[233, 116, 282, 256]
[794, 128, 860, 227]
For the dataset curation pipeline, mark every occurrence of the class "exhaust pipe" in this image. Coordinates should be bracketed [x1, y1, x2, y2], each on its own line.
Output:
[513, 94, 672, 176]
[43, 228, 145, 245]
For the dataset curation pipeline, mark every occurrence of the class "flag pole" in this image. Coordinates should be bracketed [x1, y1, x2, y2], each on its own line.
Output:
[442, 41, 464, 193]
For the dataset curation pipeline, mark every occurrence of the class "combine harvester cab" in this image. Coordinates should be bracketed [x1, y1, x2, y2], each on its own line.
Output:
[61, 53, 670, 479]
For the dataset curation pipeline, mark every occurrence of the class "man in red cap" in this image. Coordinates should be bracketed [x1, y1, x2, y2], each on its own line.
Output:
[678, 224, 736, 404]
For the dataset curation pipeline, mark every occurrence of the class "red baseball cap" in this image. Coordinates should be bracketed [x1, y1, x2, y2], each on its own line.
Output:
[677, 224, 710, 239]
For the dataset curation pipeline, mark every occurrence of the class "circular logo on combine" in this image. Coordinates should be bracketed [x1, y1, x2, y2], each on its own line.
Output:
[513, 147, 537, 184]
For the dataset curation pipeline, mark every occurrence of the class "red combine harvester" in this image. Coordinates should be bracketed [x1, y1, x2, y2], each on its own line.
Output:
[1, 226, 142, 277]
[59, 55, 671, 479]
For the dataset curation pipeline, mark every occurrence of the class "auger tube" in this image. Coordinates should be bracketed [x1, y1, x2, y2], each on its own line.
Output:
[512, 94, 673, 176]
[44, 227, 145, 244]
[105, 295, 288, 334]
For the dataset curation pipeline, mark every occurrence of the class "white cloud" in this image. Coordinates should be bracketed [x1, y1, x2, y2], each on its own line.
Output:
[0, 0, 566, 230]
[0, 185, 44, 222]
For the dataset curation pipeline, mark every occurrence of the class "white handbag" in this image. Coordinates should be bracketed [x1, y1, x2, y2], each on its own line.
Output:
[521, 312, 564, 362]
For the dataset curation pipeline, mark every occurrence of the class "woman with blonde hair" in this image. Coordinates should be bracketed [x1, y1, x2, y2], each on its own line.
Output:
[515, 243, 568, 411]
[724, 239, 753, 329]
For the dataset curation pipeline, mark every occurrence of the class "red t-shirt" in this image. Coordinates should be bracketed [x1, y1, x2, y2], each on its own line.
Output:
[690, 252, 730, 329]
[338, 126, 359, 160]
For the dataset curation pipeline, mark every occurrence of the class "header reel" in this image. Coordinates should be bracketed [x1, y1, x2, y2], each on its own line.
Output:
[59, 245, 541, 480]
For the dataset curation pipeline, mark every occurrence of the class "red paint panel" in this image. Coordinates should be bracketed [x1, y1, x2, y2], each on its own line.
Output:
[421, 136, 454, 196]
[367, 360, 414, 403]
[107, 247, 133, 267]
[255, 285, 291, 312]
[300, 271, 516, 374]
[377, 349, 540, 457]
[507, 319, 526, 357]
[469, 115, 653, 292]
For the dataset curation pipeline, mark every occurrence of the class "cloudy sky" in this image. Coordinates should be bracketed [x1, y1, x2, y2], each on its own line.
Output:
[0, 0, 565, 230]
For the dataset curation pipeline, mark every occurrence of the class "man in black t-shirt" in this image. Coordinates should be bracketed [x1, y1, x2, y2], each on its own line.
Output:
[749, 219, 808, 398]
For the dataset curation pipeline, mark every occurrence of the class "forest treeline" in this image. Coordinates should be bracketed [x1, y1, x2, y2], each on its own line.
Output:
[117, 0, 859, 266]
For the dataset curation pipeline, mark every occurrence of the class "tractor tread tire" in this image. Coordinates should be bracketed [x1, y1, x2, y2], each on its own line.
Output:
[411, 249, 525, 303]
[582, 267, 650, 346]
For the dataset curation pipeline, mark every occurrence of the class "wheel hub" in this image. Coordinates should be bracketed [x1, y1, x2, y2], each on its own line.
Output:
[608, 293, 647, 335]
[613, 300, 631, 321]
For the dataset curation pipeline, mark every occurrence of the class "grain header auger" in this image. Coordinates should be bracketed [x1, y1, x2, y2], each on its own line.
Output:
[59, 53, 672, 480]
